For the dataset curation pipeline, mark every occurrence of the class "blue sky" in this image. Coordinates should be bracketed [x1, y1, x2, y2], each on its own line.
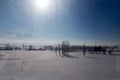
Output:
[0, 0, 120, 45]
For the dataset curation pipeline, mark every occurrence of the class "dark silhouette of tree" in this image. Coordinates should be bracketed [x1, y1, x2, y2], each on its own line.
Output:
[61, 40, 70, 56]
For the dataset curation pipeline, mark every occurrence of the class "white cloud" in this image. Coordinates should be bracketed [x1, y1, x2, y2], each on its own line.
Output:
[0, 32, 32, 39]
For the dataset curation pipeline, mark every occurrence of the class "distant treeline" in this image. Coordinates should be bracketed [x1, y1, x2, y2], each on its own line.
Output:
[0, 41, 119, 52]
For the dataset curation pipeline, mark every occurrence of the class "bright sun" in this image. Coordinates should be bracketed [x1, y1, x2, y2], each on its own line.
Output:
[33, 0, 50, 11]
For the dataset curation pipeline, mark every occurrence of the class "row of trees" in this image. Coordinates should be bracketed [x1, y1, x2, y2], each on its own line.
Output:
[54, 41, 119, 56]
[0, 44, 54, 51]
[0, 44, 21, 50]
[0, 41, 119, 53]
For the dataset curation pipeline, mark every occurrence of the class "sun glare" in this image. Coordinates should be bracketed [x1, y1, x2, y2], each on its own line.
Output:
[33, 0, 50, 11]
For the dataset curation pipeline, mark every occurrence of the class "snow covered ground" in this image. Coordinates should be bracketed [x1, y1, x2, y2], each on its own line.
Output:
[0, 51, 120, 80]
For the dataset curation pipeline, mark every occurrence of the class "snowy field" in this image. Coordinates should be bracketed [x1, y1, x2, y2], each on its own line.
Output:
[0, 51, 120, 80]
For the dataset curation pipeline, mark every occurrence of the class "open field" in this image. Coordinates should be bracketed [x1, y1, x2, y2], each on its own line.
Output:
[0, 51, 120, 80]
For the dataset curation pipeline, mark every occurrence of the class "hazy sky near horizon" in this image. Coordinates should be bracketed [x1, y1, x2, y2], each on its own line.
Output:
[0, 0, 120, 45]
